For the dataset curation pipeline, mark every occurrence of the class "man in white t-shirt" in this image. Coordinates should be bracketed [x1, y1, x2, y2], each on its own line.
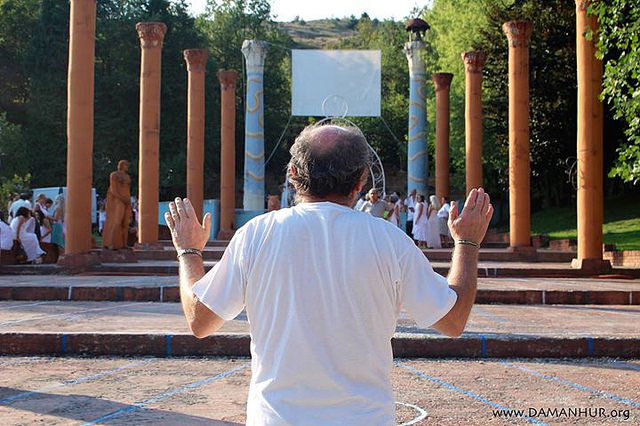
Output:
[165, 123, 493, 425]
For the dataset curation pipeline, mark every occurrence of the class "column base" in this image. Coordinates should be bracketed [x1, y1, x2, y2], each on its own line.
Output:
[95, 248, 138, 263]
[134, 241, 165, 250]
[57, 252, 101, 273]
[571, 257, 612, 273]
[217, 229, 235, 240]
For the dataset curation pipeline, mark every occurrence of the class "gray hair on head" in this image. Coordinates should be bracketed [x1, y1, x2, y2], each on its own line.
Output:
[288, 123, 371, 199]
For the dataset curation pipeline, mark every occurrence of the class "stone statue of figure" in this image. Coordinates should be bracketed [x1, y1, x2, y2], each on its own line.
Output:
[102, 160, 132, 250]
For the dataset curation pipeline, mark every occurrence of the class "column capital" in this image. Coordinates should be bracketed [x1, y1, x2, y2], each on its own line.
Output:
[575, 0, 591, 11]
[184, 49, 209, 73]
[136, 22, 167, 49]
[502, 21, 533, 48]
[461, 51, 487, 73]
[217, 69, 238, 90]
[404, 40, 426, 75]
[241, 40, 269, 73]
[432, 73, 454, 91]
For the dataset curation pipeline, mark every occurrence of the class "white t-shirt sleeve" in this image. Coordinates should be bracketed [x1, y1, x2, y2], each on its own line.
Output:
[398, 243, 457, 328]
[191, 231, 247, 321]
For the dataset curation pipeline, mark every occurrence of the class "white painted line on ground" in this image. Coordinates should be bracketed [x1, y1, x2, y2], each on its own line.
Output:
[0, 302, 145, 327]
[396, 361, 547, 425]
[0, 358, 155, 404]
[396, 401, 427, 425]
[0, 357, 42, 367]
[501, 361, 640, 408]
[82, 362, 249, 425]
[0, 302, 50, 310]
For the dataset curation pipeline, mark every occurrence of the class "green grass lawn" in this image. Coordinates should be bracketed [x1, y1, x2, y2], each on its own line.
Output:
[530, 196, 640, 250]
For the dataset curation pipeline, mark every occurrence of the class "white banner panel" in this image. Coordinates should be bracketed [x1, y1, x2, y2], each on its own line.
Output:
[291, 50, 381, 117]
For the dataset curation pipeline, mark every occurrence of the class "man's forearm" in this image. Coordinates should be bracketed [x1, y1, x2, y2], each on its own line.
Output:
[179, 254, 224, 337]
[441, 244, 479, 336]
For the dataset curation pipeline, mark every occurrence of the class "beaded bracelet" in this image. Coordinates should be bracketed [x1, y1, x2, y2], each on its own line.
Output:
[455, 239, 480, 248]
[176, 248, 203, 259]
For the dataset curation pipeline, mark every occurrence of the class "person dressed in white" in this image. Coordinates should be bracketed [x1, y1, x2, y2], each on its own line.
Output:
[404, 189, 417, 236]
[0, 212, 15, 250]
[412, 194, 428, 248]
[165, 123, 493, 425]
[427, 195, 442, 249]
[10, 207, 45, 262]
[388, 194, 401, 227]
[438, 197, 452, 245]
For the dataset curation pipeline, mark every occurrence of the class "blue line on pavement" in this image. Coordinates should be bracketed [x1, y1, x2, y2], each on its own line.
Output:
[166, 334, 172, 357]
[82, 362, 249, 425]
[587, 338, 594, 356]
[473, 307, 507, 323]
[481, 334, 487, 357]
[61, 334, 67, 355]
[501, 361, 640, 408]
[396, 361, 547, 425]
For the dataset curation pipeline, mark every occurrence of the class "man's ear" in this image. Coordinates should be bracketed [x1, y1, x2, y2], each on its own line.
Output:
[354, 169, 368, 193]
[289, 164, 297, 177]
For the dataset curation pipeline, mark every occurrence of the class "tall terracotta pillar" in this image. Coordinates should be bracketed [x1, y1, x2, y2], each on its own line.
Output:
[217, 70, 238, 240]
[572, 1, 610, 271]
[63, 0, 97, 258]
[184, 49, 209, 221]
[241, 40, 268, 211]
[462, 52, 487, 196]
[503, 21, 533, 248]
[136, 22, 166, 247]
[404, 40, 429, 197]
[432, 73, 453, 200]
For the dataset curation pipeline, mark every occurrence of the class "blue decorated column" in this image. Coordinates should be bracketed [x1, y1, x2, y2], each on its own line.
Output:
[241, 40, 269, 211]
[404, 40, 428, 197]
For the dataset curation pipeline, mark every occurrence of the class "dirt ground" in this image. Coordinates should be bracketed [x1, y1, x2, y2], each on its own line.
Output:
[1, 357, 638, 425]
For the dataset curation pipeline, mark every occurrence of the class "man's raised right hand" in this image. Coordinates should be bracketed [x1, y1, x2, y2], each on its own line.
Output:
[448, 188, 493, 245]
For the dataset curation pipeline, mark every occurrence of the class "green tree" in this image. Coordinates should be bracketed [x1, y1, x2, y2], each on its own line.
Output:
[0, 112, 28, 177]
[592, 0, 640, 184]
[423, 0, 494, 197]
[198, 0, 294, 195]
[477, 0, 580, 212]
[0, 0, 40, 124]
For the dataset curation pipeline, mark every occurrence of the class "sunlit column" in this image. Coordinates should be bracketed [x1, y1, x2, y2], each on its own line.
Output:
[136, 22, 166, 247]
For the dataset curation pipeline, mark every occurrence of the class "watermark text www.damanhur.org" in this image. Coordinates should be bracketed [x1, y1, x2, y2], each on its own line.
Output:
[492, 407, 631, 420]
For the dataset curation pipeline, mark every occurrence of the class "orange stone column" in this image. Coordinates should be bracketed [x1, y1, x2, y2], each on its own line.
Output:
[61, 0, 97, 264]
[432, 73, 454, 200]
[503, 21, 533, 249]
[217, 70, 238, 240]
[572, 1, 610, 271]
[462, 52, 487, 196]
[184, 49, 209, 221]
[136, 22, 166, 247]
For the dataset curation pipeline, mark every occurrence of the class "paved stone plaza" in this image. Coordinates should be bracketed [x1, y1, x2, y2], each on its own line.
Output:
[1, 357, 638, 424]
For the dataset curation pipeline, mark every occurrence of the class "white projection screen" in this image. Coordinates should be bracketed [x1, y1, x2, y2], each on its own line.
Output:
[291, 50, 381, 117]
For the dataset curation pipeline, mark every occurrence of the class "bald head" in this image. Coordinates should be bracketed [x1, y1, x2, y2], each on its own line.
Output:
[288, 123, 370, 201]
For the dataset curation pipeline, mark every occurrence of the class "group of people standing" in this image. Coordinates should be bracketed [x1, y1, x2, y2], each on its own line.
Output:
[2, 192, 66, 263]
[356, 187, 452, 249]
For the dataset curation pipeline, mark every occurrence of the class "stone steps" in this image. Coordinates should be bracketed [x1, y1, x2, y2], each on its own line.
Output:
[1, 301, 638, 358]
